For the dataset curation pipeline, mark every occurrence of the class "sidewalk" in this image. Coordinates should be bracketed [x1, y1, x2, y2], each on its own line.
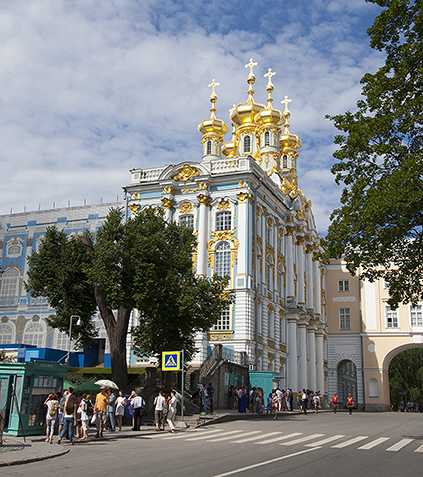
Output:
[0, 408, 334, 467]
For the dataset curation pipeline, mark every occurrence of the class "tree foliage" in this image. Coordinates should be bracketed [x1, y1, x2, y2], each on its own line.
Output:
[389, 348, 423, 410]
[25, 207, 233, 388]
[319, 0, 423, 308]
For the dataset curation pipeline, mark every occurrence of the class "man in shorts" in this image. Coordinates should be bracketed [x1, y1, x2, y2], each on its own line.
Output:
[154, 390, 166, 431]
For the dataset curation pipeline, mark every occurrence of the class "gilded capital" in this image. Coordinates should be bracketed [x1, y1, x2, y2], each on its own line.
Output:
[306, 244, 315, 254]
[237, 192, 249, 203]
[161, 198, 174, 209]
[286, 226, 295, 236]
[197, 194, 212, 206]
[198, 182, 209, 190]
[296, 236, 305, 246]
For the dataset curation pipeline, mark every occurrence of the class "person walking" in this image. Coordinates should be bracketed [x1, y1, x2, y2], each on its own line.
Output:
[94, 386, 108, 437]
[167, 390, 178, 433]
[58, 388, 77, 445]
[154, 390, 166, 431]
[131, 391, 145, 431]
[207, 383, 215, 412]
[116, 390, 127, 431]
[313, 392, 320, 414]
[79, 393, 90, 440]
[301, 389, 308, 415]
[332, 392, 339, 414]
[44, 393, 58, 444]
[347, 393, 354, 415]
[107, 389, 116, 431]
[200, 384, 208, 413]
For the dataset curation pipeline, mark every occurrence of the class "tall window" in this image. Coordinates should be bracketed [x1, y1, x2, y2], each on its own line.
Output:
[206, 140, 212, 155]
[22, 321, 44, 347]
[56, 331, 70, 350]
[386, 306, 398, 328]
[339, 308, 351, 330]
[213, 307, 231, 331]
[1, 268, 20, 297]
[216, 211, 231, 231]
[264, 131, 270, 146]
[268, 310, 274, 339]
[179, 215, 194, 229]
[243, 135, 251, 153]
[215, 242, 231, 277]
[0, 323, 14, 344]
[267, 256, 274, 291]
[411, 305, 422, 326]
[280, 316, 285, 342]
[282, 155, 288, 168]
[338, 280, 349, 292]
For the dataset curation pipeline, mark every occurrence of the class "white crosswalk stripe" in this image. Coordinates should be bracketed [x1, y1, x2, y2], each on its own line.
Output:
[358, 437, 390, 450]
[255, 432, 303, 445]
[414, 444, 423, 453]
[231, 431, 282, 443]
[280, 433, 324, 446]
[185, 429, 242, 441]
[386, 438, 414, 452]
[207, 430, 262, 442]
[305, 435, 346, 447]
[331, 436, 368, 448]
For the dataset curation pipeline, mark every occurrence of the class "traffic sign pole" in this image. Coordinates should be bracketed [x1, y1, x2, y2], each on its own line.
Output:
[181, 348, 184, 423]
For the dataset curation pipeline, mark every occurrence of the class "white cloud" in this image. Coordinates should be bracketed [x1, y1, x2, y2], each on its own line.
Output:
[0, 0, 385, 233]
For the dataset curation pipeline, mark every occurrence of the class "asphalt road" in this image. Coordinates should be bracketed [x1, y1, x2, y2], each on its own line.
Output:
[2, 412, 423, 477]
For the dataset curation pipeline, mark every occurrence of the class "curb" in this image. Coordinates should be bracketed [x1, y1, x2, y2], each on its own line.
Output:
[0, 448, 70, 468]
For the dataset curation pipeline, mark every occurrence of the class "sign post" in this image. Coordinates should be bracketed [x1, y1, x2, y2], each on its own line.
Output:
[162, 350, 184, 424]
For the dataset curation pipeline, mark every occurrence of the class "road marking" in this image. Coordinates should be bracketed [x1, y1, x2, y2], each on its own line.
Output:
[162, 432, 205, 440]
[331, 436, 368, 448]
[255, 432, 303, 445]
[306, 435, 346, 447]
[414, 444, 423, 453]
[386, 438, 414, 452]
[230, 431, 282, 443]
[185, 429, 243, 441]
[358, 437, 390, 450]
[212, 446, 322, 477]
[207, 430, 262, 442]
[280, 433, 324, 446]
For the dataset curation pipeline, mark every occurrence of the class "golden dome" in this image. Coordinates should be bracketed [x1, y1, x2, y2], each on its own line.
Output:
[222, 124, 236, 157]
[229, 58, 265, 126]
[198, 79, 228, 136]
[255, 68, 283, 126]
[280, 96, 302, 151]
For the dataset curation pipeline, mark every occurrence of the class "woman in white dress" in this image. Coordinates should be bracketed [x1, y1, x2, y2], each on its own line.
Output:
[115, 390, 127, 431]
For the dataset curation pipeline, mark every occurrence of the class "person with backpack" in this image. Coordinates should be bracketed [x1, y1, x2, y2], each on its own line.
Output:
[58, 387, 77, 445]
[44, 393, 59, 444]
[79, 393, 90, 440]
[347, 393, 354, 415]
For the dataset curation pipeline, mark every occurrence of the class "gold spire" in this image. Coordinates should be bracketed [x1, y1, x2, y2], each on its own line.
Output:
[281, 95, 293, 132]
[208, 79, 219, 118]
[264, 68, 276, 109]
[198, 78, 227, 144]
[280, 95, 302, 154]
[245, 58, 258, 102]
[254, 67, 283, 126]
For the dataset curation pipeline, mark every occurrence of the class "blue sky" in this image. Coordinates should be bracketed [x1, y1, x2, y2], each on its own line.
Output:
[0, 0, 385, 233]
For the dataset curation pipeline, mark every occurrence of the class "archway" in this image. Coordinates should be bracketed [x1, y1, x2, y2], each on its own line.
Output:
[337, 359, 357, 407]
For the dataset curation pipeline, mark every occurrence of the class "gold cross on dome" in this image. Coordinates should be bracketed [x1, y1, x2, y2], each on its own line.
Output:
[208, 79, 220, 95]
[281, 95, 292, 111]
[264, 68, 276, 85]
[245, 58, 258, 75]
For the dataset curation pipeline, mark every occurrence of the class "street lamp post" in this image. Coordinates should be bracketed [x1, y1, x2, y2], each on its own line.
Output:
[66, 315, 82, 365]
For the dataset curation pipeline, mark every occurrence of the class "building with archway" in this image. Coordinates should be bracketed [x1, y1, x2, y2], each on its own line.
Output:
[326, 260, 423, 411]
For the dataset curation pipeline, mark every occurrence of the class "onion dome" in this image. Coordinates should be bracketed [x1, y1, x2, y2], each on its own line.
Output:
[198, 79, 228, 136]
[280, 95, 302, 151]
[255, 68, 283, 126]
[229, 58, 265, 126]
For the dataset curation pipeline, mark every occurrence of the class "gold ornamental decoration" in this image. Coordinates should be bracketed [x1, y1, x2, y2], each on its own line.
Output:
[161, 198, 174, 209]
[238, 180, 247, 188]
[217, 199, 230, 211]
[268, 351, 274, 360]
[132, 192, 139, 199]
[163, 186, 175, 194]
[237, 192, 249, 203]
[198, 182, 209, 190]
[179, 202, 194, 214]
[172, 163, 200, 182]
[197, 194, 212, 206]
[209, 332, 233, 341]
[129, 204, 140, 215]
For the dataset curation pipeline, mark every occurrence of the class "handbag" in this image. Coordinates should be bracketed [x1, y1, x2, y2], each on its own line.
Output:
[90, 413, 97, 425]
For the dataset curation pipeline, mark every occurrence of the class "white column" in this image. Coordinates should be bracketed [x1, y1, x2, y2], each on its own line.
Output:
[285, 227, 295, 305]
[161, 197, 174, 223]
[315, 325, 324, 393]
[307, 324, 317, 391]
[287, 314, 298, 391]
[313, 251, 322, 317]
[196, 194, 211, 276]
[297, 320, 307, 391]
[305, 244, 314, 312]
[236, 193, 248, 278]
[296, 236, 305, 306]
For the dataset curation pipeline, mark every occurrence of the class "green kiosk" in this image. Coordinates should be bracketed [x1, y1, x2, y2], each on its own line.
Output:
[0, 361, 67, 436]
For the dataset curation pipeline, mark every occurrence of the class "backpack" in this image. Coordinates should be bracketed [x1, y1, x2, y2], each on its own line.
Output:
[84, 399, 94, 416]
[49, 401, 58, 417]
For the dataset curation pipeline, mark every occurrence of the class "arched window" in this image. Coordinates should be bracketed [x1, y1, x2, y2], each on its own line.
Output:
[1, 268, 20, 297]
[22, 321, 44, 347]
[0, 322, 14, 344]
[179, 215, 194, 229]
[282, 154, 288, 168]
[264, 131, 270, 146]
[216, 211, 231, 231]
[243, 135, 251, 153]
[206, 140, 212, 155]
[215, 242, 231, 277]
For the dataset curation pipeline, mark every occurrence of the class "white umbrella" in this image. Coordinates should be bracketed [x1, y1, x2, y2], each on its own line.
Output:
[94, 379, 119, 390]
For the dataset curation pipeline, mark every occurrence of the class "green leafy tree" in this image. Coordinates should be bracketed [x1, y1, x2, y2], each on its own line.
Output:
[319, 0, 423, 308]
[0, 350, 15, 363]
[26, 207, 233, 389]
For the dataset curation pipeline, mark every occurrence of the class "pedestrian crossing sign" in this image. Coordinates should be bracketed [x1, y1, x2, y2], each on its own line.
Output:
[162, 351, 181, 371]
